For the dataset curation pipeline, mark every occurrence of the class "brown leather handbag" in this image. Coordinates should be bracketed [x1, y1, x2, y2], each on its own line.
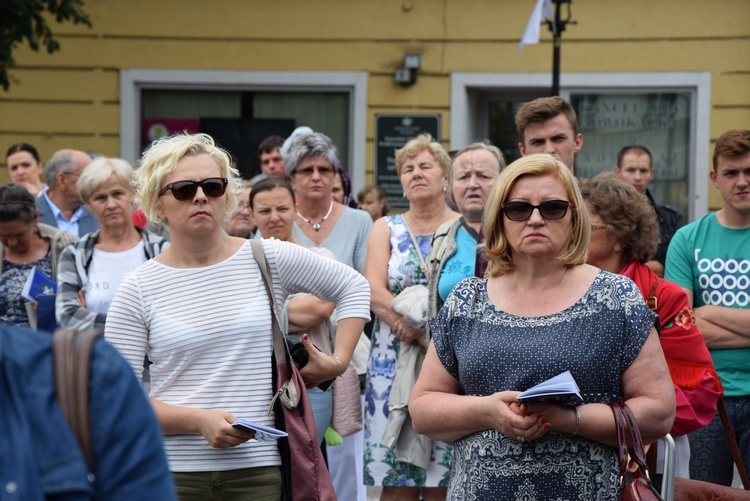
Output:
[610, 402, 663, 500]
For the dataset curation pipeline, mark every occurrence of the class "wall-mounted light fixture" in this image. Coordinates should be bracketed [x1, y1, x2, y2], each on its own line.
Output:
[394, 53, 421, 86]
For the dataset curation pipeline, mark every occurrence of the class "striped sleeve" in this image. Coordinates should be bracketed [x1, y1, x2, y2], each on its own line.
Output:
[103, 270, 149, 380]
[56, 243, 106, 331]
[264, 239, 370, 322]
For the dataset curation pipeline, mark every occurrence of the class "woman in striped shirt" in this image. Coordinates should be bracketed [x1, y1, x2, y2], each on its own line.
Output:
[104, 133, 370, 500]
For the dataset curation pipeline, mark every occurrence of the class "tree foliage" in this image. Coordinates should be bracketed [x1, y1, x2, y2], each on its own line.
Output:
[0, 0, 92, 91]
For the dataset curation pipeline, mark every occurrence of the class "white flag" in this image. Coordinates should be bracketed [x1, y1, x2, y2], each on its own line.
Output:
[518, 0, 553, 53]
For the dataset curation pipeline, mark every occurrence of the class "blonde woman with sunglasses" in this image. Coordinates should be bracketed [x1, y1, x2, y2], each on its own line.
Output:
[410, 154, 675, 500]
[104, 133, 370, 500]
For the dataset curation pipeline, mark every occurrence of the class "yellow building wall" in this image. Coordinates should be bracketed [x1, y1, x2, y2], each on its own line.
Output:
[1, 0, 748, 209]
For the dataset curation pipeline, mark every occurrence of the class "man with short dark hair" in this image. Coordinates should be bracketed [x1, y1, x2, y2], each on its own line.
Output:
[615, 145, 681, 277]
[258, 135, 285, 177]
[515, 96, 583, 171]
[36, 149, 98, 237]
[665, 129, 750, 486]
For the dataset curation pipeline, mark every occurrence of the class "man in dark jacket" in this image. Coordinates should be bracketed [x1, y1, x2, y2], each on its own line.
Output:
[615, 144, 682, 277]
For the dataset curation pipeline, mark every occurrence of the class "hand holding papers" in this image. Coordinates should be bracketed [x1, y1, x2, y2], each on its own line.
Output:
[232, 418, 288, 441]
[517, 370, 583, 406]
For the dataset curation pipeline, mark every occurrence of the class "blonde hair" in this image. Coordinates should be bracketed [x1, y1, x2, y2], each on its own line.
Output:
[134, 133, 243, 223]
[483, 153, 590, 277]
[394, 133, 451, 177]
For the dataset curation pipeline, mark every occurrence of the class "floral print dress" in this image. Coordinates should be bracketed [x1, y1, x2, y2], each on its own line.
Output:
[364, 215, 452, 487]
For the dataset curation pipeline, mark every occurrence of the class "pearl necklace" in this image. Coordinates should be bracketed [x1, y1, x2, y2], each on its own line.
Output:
[297, 201, 333, 231]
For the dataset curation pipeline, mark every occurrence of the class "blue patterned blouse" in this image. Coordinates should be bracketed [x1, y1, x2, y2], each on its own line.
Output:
[429, 271, 657, 500]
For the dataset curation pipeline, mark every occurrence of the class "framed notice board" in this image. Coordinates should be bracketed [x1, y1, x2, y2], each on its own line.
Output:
[374, 114, 441, 212]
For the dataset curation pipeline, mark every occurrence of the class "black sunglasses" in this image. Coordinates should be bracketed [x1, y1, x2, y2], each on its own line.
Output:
[158, 177, 228, 201]
[501, 200, 573, 221]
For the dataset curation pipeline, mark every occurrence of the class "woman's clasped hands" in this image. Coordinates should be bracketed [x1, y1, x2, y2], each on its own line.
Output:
[490, 392, 557, 443]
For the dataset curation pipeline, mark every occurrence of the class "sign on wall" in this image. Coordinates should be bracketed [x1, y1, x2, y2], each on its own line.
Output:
[375, 114, 441, 212]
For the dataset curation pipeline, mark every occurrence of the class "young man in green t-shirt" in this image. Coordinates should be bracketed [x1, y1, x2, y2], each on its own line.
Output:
[665, 128, 750, 486]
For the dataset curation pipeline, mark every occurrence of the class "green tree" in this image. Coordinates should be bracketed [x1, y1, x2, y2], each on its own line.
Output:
[0, 0, 91, 91]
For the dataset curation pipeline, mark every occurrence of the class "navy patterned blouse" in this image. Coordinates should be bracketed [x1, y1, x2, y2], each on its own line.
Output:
[429, 271, 657, 500]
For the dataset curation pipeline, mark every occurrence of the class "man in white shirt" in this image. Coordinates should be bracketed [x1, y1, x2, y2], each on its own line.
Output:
[36, 149, 98, 237]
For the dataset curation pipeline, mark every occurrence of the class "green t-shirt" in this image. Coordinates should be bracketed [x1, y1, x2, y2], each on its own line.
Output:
[665, 212, 750, 396]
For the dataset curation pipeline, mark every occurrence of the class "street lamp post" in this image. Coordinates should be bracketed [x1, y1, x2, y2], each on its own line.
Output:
[547, 0, 576, 97]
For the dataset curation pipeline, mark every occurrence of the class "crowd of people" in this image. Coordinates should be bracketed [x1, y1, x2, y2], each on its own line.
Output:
[1, 98, 748, 500]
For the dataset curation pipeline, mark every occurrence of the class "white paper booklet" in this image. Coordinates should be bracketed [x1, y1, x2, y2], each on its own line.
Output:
[232, 418, 288, 441]
[517, 370, 583, 406]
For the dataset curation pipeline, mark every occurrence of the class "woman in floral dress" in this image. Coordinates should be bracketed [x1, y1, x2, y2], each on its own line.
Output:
[364, 134, 459, 500]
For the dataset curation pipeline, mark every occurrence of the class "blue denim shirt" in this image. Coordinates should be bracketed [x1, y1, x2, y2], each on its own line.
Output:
[0, 326, 176, 500]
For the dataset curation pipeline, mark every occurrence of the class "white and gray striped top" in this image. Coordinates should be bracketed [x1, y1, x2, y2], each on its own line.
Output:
[104, 238, 370, 472]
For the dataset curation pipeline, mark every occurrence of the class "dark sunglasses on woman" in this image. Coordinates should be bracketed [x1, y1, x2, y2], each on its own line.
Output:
[158, 177, 228, 201]
[501, 200, 573, 221]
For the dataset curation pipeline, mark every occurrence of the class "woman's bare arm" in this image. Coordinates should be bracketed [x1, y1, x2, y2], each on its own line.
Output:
[365, 219, 425, 346]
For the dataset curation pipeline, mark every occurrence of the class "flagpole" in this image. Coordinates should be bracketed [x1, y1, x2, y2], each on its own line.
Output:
[547, 0, 575, 97]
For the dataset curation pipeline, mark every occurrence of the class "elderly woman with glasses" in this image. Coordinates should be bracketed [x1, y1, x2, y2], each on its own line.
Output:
[55, 157, 170, 331]
[409, 154, 675, 499]
[222, 179, 256, 238]
[580, 172, 721, 481]
[285, 131, 373, 501]
[104, 133, 370, 499]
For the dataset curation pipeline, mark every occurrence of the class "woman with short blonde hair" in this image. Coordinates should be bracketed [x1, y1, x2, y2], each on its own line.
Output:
[104, 133, 370, 499]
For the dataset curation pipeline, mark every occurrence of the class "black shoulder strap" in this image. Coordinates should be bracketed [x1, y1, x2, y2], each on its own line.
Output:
[53, 328, 104, 471]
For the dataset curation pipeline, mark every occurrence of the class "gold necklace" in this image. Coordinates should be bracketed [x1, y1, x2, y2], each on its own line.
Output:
[297, 201, 333, 231]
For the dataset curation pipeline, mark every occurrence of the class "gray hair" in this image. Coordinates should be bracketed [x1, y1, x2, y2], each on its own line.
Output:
[450, 141, 506, 177]
[284, 132, 341, 177]
[44, 152, 75, 188]
[77, 157, 135, 201]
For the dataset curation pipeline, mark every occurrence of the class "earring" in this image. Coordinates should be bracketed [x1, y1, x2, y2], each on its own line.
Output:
[402, 192, 406, 198]
[442, 186, 447, 192]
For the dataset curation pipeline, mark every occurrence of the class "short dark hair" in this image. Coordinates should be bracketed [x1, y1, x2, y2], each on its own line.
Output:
[515, 96, 578, 145]
[258, 135, 285, 156]
[0, 183, 37, 224]
[617, 145, 652, 168]
[579, 172, 659, 264]
[713, 129, 750, 172]
[6, 143, 41, 163]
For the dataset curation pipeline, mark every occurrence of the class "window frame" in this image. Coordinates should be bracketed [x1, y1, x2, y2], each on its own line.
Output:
[450, 72, 711, 220]
[120, 69, 368, 192]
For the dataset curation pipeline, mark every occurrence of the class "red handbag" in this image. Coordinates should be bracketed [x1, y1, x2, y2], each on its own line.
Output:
[610, 402, 663, 501]
[251, 240, 336, 501]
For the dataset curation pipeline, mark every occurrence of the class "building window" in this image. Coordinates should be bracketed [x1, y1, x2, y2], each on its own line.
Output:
[571, 92, 691, 222]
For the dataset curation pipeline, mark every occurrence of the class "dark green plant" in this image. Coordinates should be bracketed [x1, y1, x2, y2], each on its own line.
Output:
[0, 0, 92, 91]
